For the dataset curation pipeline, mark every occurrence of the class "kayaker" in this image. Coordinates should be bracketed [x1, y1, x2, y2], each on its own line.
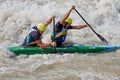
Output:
[51, 5, 90, 47]
[22, 16, 56, 48]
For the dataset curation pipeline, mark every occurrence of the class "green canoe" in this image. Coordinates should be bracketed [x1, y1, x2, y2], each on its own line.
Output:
[7, 44, 120, 55]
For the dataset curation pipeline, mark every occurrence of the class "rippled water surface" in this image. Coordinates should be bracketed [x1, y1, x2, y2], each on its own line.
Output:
[0, 0, 120, 80]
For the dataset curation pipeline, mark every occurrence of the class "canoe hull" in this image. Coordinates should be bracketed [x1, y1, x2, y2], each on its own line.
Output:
[7, 44, 120, 55]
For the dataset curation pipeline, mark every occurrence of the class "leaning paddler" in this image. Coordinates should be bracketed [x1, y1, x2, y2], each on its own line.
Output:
[51, 5, 90, 47]
[22, 16, 56, 48]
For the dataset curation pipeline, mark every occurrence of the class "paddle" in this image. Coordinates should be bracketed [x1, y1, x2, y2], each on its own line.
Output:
[74, 8, 109, 44]
[53, 17, 57, 53]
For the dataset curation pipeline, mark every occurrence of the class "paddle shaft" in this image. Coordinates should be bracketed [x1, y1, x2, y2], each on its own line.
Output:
[53, 18, 57, 53]
[74, 8, 108, 44]
[74, 9, 99, 35]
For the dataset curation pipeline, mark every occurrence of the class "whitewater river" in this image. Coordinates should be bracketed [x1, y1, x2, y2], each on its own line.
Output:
[0, 0, 120, 80]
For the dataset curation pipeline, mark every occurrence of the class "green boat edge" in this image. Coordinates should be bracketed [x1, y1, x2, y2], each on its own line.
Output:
[7, 44, 120, 55]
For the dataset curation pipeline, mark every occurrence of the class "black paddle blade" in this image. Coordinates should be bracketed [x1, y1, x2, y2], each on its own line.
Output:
[97, 34, 109, 45]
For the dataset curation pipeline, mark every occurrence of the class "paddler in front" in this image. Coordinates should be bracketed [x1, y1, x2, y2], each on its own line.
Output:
[22, 16, 56, 48]
[51, 5, 90, 47]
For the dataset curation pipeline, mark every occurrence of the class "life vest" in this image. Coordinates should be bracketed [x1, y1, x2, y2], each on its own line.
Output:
[52, 25, 68, 42]
[23, 27, 41, 46]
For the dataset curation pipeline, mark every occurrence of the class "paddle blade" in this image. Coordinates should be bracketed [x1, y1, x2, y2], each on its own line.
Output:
[97, 34, 109, 45]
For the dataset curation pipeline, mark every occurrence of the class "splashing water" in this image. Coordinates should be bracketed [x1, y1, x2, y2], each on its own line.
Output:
[0, 0, 120, 80]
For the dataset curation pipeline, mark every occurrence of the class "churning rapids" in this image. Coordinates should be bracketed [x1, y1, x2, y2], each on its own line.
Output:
[0, 0, 120, 80]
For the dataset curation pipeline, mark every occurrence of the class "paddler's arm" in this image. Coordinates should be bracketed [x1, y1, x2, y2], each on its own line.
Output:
[60, 5, 75, 24]
[36, 40, 56, 48]
[44, 15, 55, 26]
[72, 24, 90, 29]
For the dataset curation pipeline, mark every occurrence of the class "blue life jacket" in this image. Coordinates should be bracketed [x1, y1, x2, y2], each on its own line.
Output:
[23, 27, 41, 46]
[54, 25, 68, 42]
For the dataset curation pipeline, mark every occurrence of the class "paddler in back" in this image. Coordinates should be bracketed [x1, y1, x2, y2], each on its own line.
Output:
[51, 5, 90, 47]
[22, 16, 56, 48]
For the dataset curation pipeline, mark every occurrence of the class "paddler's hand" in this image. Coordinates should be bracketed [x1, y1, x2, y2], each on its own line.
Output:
[50, 41, 56, 47]
[71, 5, 75, 10]
[50, 15, 56, 19]
[85, 24, 91, 27]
